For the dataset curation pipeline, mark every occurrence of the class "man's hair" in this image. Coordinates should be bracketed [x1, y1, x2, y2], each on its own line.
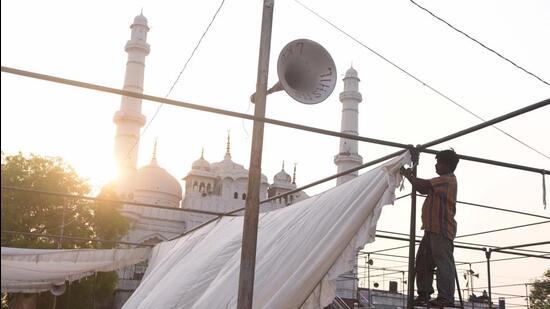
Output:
[436, 148, 459, 172]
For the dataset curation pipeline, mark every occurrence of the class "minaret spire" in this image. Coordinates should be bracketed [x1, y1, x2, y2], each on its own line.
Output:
[292, 163, 297, 184]
[334, 66, 363, 185]
[224, 130, 231, 159]
[113, 12, 151, 196]
[151, 138, 158, 166]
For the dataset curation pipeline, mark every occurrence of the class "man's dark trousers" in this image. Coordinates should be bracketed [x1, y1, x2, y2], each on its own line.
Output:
[415, 231, 455, 302]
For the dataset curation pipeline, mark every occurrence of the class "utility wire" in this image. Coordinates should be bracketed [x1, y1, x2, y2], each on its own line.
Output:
[125, 0, 227, 159]
[409, 0, 550, 87]
[294, 0, 550, 161]
[370, 220, 550, 254]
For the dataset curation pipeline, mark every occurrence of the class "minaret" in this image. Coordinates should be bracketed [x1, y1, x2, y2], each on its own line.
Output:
[334, 66, 363, 185]
[113, 13, 150, 197]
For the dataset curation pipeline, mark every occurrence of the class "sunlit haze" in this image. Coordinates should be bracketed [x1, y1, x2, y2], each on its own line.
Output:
[2, 0, 549, 305]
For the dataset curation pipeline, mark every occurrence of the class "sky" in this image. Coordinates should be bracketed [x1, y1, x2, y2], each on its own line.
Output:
[2, 0, 549, 306]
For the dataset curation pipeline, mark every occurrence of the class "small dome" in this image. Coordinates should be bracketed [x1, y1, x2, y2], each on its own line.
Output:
[274, 169, 292, 184]
[345, 66, 358, 78]
[192, 157, 210, 171]
[133, 13, 148, 26]
[192, 150, 210, 171]
[134, 163, 182, 200]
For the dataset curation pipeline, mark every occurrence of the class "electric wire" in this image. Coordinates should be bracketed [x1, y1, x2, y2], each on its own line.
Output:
[409, 0, 550, 87]
[294, 0, 550, 161]
[125, 0, 227, 159]
[369, 220, 550, 254]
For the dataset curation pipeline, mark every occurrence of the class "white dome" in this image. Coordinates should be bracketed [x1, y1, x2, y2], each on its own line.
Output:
[192, 156, 211, 171]
[133, 13, 148, 26]
[345, 67, 358, 78]
[274, 169, 292, 184]
[134, 162, 182, 201]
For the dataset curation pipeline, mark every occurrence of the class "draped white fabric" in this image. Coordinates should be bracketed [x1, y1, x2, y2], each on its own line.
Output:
[1, 247, 151, 293]
[123, 153, 410, 309]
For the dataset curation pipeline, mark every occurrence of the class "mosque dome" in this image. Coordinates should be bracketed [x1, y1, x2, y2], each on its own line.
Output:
[135, 162, 182, 199]
[345, 66, 358, 79]
[273, 167, 292, 184]
[133, 13, 148, 26]
[133, 143, 182, 206]
[192, 150, 211, 171]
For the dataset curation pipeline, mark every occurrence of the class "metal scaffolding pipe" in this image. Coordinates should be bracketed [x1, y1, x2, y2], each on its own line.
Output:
[419, 98, 549, 150]
[407, 165, 418, 308]
[492, 241, 550, 252]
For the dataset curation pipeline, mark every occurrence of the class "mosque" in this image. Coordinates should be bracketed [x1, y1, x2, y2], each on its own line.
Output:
[111, 13, 364, 307]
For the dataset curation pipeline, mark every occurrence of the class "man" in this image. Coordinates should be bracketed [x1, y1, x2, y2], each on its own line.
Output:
[401, 149, 460, 307]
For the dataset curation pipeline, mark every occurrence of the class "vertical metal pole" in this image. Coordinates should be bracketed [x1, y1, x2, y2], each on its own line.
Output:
[485, 248, 492, 309]
[402, 271, 406, 308]
[525, 284, 529, 309]
[58, 204, 66, 249]
[470, 264, 475, 309]
[407, 164, 418, 308]
[236, 1, 274, 308]
[368, 254, 371, 308]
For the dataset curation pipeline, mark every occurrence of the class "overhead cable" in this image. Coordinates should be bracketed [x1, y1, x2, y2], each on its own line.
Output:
[125, 0, 227, 159]
[294, 0, 550, 161]
[409, 0, 550, 87]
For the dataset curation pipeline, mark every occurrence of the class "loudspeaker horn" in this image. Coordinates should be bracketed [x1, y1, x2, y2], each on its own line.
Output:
[251, 39, 337, 104]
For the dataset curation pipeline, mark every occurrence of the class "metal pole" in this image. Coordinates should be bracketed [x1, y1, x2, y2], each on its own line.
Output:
[368, 254, 371, 308]
[402, 271, 406, 308]
[525, 283, 529, 308]
[419, 99, 550, 149]
[236, 1, 274, 308]
[469, 264, 475, 309]
[406, 163, 418, 309]
[485, 248, 493, 309]
[58, 203, 65, 249]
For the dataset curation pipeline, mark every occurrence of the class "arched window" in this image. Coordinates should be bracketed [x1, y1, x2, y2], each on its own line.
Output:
[206, 183, 212, 193]
[199, 182, 205, 193]
[234, 192, 238, 199]
[193, 181, 198, 190]
[242, 193, 247, 200]
[290, 195, 294, 203]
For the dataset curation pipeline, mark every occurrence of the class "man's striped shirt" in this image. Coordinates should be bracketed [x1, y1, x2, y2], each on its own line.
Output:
[421, 173, 458, 240]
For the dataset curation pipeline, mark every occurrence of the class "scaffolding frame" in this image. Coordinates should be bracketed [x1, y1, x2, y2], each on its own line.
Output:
[1, 61, 549, 307]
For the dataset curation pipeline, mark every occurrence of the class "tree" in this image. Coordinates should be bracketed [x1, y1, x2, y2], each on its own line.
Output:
[530, 269, 550, 309]
[1, 152, 129, 308]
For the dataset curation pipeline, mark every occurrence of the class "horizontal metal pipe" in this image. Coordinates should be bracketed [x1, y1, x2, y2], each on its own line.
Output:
[1, 186, 233, 217]
[2, 66, 547, 176]
[1, 230, 153, 247]
[421, 148, 549, 175]
[258, 149, 406, 205]
[419, 98, 550, 149]
[0, 66, 408, 150]
[493, 241, 550, 252]
[374, 234, 550, 259]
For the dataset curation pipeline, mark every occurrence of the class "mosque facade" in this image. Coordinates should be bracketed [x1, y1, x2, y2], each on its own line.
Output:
[112, 13, 363, 308]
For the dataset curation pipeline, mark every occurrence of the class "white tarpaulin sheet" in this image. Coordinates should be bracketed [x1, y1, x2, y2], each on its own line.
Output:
[123, 153, 410, 309]
[1, 247, 151, 293]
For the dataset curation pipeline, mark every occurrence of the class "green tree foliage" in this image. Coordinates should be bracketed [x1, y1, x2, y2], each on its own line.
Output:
[1, 152, 129, 308]
[530, 269, 550, 309]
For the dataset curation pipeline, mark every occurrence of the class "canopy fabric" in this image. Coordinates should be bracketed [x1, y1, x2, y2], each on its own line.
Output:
[123, 153, 410, 309]
[1, 247, 151, 293]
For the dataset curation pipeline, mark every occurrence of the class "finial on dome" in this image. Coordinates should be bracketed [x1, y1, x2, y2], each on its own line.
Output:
[151, 138, 158, 166]
[225, 130, 231, 159]
[282, 161, 285, 171]
[201, 147, 204, 159]
[292, 162, 297, 184]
